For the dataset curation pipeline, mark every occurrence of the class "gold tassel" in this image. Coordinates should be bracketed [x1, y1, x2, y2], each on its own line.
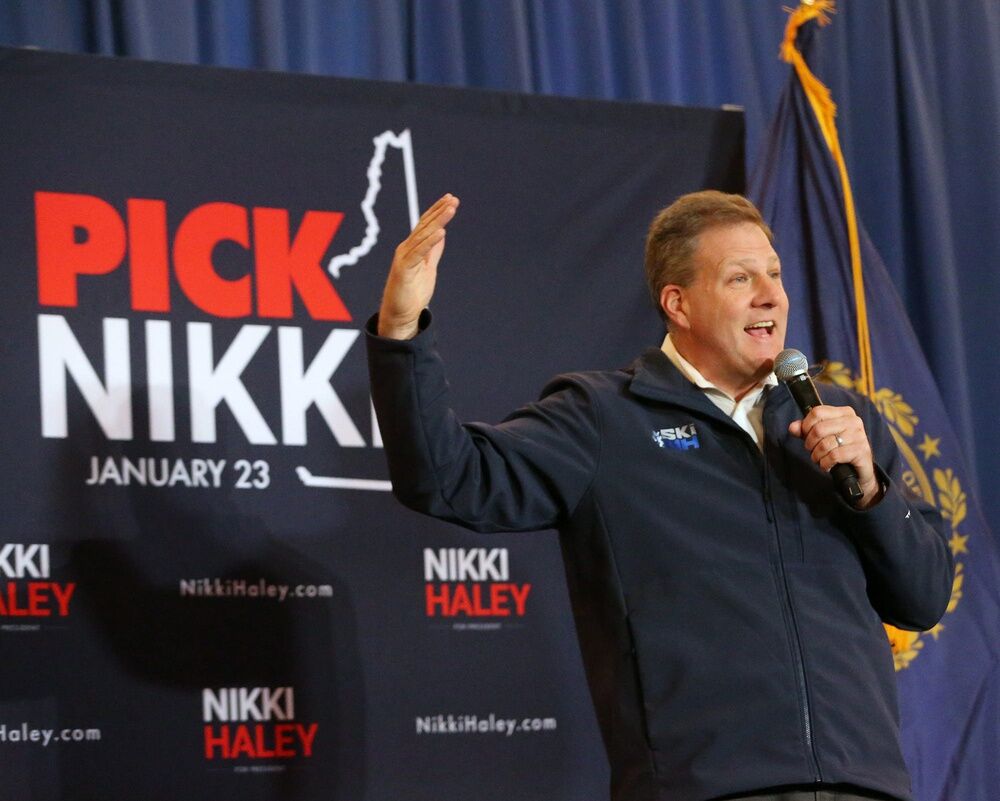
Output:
[780, 1, 875, 399]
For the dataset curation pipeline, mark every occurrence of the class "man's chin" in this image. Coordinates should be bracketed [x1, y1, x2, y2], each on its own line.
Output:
[753, 355, 779, 380]
[757, 342, 785, 372]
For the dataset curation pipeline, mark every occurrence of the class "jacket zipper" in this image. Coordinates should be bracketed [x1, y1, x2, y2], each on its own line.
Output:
[759, 436, 823, 782]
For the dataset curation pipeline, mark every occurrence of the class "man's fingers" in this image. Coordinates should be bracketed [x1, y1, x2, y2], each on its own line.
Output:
[815, 438, 866, 473]
[396, 227, 447, 271]
[798, 404, 854, 430]
[802, 415, 864, 452]
[410, 203, 456, 250]
[396, 199, 458, 270]
[810, 431, 849, 467]
[802, 405, 860, 436]
[420, 192, 458, 221]
[798, 406, 863, 459]
[410, 194, 459, 241]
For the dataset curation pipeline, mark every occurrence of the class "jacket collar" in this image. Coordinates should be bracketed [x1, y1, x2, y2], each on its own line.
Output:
[627, 347, 792, 421]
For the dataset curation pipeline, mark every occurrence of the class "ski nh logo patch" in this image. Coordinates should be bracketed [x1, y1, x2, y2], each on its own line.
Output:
[652, 424, 700, 451]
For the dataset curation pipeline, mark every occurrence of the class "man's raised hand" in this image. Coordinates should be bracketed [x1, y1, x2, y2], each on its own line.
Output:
[377, 194, 460, 339]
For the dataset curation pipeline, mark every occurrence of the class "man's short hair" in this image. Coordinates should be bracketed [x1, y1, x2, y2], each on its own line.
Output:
[644, 191, 774, 322]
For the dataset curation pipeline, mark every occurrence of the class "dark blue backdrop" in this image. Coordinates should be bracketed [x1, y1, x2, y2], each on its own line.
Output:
[0, 45, 746, 801]
[2, 1, 997, 534]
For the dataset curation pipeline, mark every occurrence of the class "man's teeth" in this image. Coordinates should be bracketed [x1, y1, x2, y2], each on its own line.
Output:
[745, 321, 774, 330]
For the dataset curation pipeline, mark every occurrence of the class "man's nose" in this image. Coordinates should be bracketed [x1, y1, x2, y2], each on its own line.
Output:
[753, 276, 783, 306]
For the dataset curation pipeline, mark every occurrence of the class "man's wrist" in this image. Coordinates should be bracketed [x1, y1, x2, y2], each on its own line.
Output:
[376, 314, 420, 340]
[855, 477, 885, 510]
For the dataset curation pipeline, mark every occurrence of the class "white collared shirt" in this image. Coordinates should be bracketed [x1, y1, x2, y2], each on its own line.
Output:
[660, 333, 777, 451]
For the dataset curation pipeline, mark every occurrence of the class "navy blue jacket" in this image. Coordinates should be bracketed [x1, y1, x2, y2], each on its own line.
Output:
[366, 313, 954, 801]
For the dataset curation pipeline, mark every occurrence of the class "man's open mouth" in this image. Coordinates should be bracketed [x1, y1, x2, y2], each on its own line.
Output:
[744, 321, 776, 338]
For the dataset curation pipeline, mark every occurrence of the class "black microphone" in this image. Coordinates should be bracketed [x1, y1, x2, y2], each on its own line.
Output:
[773, 348, 864, 506]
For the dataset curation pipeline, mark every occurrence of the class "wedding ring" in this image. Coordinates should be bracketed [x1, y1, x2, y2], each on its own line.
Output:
[835, 434, 845, 447]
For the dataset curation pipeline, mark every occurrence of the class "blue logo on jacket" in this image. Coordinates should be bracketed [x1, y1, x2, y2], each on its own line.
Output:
[652, 424, 700, 450]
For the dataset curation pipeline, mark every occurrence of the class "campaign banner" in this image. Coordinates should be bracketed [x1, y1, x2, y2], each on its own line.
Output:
[0, 47, 743, 801]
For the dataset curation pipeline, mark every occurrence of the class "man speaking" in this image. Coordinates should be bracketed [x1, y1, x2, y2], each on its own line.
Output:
[366, 191, 953, 801]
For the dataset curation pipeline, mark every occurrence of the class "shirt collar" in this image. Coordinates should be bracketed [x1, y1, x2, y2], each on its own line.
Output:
[660, 332, 777, 402]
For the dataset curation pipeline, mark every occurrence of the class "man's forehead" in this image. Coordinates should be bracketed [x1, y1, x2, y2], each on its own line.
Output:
[726, 254, 781, 267]
[692, 224, 778, 270]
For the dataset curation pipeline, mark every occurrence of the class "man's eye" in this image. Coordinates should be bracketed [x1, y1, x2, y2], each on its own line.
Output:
[730, 274, 748, 284]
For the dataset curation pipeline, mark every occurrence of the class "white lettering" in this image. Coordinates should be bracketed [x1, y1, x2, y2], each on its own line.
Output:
[190, 459, 208, 486]
[205, 459, 225, 487]
[145, 319, 175, 441]
[39, 314, 132, 439]
[422, 548, 510, 581]
[278, 327, 364, 447]
[0, 544, 50, 579]
[187, 323, 276, 445]
[168, 459, 192, 487]
[202, 686, 295, 722]
[202, 688, 228, 722]
[39, 316, 378, 448]
[122, 457, 147, 485]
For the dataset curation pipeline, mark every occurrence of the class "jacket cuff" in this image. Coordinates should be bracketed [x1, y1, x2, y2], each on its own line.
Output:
[836, 464, 909, 529]
[364, 309, 434, 350]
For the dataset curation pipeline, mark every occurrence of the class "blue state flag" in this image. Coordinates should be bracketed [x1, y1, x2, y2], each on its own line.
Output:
[748, 4, 1000, 800]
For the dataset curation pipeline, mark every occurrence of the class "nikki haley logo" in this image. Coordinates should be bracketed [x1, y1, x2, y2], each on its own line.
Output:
[423, 548, 531, 621]
[202, 686, 318, 762]
[0, 544, 75, 620]
[652, 423, 700, 450]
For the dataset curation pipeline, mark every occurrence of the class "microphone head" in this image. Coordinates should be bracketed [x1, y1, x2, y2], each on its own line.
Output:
[774, 348, 810, 381]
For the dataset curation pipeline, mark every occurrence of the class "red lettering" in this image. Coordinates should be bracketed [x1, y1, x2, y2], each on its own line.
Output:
[173, 202, 251, 317]
[35, 191, 351, 320]
[27, 583, 51, 616]
[253, 723, 276, 758]
[424, 583, 530, 617]
[229, 723, 255, 758]
[425, 583, 449, 616]
[489, 583, 511, 616]
[2, 582, 28, 616]
[203, 723, 316, 759]
[450, 584, 473, 616]
[0, 582, 76, 617]
[273, 723, 296, 758]
[510, 583, 531, 615]
[253, 208, 350, 321]
[36, 191, 126, 307]
[471, 584, 494, 616]
[51, 582, 75, 617]
[7, 584, 27, 616]
[297, 723, 318, 757]
[204, 724, 231, 759]
[127, 198, 170, 312]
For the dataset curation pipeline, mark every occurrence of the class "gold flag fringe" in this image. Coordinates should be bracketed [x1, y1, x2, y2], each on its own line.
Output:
[780, 0, 875, 398]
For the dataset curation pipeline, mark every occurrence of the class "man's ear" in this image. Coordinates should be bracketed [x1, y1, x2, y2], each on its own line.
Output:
[660, 285, 689, 331]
